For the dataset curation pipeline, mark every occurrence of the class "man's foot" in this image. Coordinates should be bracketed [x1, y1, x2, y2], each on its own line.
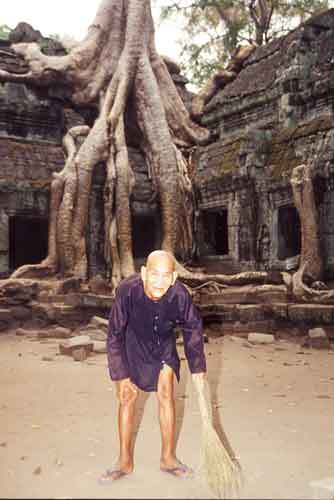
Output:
[98, 468, 131, 485]
[160, 459, 194, 478]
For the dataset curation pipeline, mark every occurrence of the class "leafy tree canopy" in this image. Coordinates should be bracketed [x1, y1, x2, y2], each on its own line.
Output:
[158, 0, 331, 86]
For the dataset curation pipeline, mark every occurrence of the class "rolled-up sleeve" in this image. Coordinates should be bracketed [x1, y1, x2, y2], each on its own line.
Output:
[181, 291, 207, 374]
[107, 287, 130, 381]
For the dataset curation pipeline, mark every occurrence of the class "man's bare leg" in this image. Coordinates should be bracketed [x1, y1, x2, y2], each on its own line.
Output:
[101, 379, 138, 482]
[157, 364, 192, 477]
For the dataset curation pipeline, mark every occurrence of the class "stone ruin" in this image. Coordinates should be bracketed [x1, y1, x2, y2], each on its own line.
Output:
[0, 13, 334, 347]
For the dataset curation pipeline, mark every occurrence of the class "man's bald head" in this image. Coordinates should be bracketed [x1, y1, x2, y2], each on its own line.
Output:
[141, 250, 177, 301]
[146, 250, 175, 272]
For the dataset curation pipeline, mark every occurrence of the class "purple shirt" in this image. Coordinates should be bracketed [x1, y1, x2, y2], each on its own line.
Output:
[107, 274, 207, 392]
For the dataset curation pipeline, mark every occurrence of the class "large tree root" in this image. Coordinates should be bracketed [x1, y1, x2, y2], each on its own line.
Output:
[292, 263, 334, 303]
[290, 164, 323, 282]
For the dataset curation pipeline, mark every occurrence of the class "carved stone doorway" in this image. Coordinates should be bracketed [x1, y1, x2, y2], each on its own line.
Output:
[132, 214, 160, 260]
[9, 215, 48, 271]
[277, 205, 301, 260]
[202, 209, 229, 255]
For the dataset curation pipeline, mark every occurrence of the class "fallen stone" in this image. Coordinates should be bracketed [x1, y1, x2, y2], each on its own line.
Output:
[307, 327, 331, 349]
[15, 328, 38, 338]
[247, 333, 275, 344]
[72, 346, 90, 361]
[73, 325, 107, 341]
[59, 335, 94, 356]
[93, 341, 107, 353]
[89, 315, 108, 330]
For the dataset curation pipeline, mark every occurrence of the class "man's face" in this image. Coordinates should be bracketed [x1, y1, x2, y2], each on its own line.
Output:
[141, 256, 177, 301]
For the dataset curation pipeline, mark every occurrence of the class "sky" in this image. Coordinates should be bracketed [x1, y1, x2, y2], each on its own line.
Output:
[1, 1, 183, 61]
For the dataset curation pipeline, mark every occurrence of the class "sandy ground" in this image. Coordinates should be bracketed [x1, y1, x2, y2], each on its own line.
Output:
[1, 330, 334, 500]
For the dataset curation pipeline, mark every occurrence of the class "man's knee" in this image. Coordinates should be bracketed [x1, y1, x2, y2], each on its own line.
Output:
[157, 380, 174, 403]
[117, 386, 138, 406]
[157, 365, 175, 403]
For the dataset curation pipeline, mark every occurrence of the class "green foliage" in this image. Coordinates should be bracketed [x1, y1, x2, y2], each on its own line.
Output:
[0, 24, 12, 41]
[159, 0, 331, 86]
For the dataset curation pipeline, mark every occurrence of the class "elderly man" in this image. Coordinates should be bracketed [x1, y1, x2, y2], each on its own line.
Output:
[100, 250, 207, 483]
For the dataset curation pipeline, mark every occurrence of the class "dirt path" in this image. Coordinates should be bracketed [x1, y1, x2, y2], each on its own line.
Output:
[1, 331, 333, 499]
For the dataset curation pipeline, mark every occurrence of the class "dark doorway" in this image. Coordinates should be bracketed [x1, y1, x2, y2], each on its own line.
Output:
[202, 209, 229, 255]
[9, 216, 48, 270]
[132, 214, 158, 259]
[277, 206, 301, 259]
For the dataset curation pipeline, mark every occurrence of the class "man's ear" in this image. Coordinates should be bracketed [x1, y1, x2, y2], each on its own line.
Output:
[172, 271, 178, 285]
[141, 265, 146, 282]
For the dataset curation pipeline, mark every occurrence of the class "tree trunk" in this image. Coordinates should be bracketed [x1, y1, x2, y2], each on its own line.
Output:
[290, 164, 323, 282]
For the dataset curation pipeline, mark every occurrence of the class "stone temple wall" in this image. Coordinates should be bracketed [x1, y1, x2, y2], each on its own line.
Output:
[194, 9, 334, 278]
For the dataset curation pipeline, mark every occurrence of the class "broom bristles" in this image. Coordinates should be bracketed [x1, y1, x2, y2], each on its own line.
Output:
[193, 377, 243, 499]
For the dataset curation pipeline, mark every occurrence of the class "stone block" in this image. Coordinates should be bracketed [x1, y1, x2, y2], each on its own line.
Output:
[0, 253, 8, 274]
[59, 335, 94, 356]
[72, 346, 90, 361]
[60, 334, 92, 348]
[89, 315, 109, 330]
[288, 304, 334, 324]
[53, 304, 91, 329]
[200, 304, 238, 322]
[56, 277, 82, 295]
[31, 303, 56, 322]
[307, 327, 331, 349]
[270, 303, 289, 320]
[237, 305, 267, 322]
[15, 328, 38, 338]
[11, 306, 32, 321]
[234, 320, 276, 334]
[0, 211, 8, 252]
[199, 285, 289, 305]
[0, 308, 12, 322]
[0, 279, 38, 303]
[73, 324, 107, 341]
[248, 333, 276, 344]
[93, 341, 107, 353]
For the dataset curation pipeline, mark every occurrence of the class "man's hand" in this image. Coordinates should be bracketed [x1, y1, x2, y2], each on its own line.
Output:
[116, 378, 138, 404]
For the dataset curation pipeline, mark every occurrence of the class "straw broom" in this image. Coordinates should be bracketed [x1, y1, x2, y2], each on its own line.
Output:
[193, 376, 243, 499]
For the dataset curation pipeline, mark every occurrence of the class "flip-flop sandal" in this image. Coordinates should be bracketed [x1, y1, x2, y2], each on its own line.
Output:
[161, 463, 194, 479]
[98, 468, 129, 485]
